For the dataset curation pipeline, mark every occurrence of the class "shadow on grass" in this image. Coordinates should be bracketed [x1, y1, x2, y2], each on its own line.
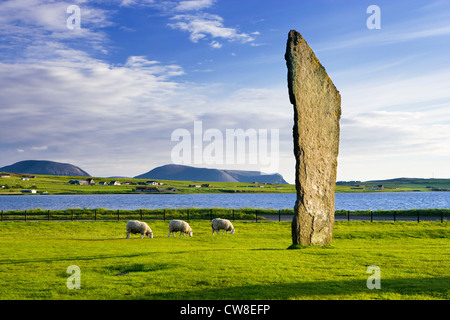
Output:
[287, 243, 336, 250]
[136, 276, 450, 300]
[107, 263, 177, 276]
[0, 252, 157, 265]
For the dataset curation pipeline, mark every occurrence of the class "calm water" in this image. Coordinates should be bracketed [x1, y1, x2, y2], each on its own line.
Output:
[0, 192, 450, 211]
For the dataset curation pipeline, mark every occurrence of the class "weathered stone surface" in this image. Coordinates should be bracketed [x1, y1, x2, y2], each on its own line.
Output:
[285, 30, 341, 246]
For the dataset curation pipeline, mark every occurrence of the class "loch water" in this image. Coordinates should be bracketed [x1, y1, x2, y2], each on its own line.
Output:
[1, 192, 450, 211]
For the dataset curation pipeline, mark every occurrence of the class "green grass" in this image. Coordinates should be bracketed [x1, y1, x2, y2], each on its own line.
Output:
[0, 221, 448, 300]
[0, 207, 275, 221]
[1, 207, 448, 222]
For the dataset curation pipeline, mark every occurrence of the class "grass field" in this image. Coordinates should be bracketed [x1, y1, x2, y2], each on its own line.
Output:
[0, 220, 448, 300]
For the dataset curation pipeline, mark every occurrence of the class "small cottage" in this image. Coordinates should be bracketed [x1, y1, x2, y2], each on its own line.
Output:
[21, 189, 37, 194]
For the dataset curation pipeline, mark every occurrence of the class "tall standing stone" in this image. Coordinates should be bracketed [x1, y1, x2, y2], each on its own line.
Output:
[285, 30, 341, 246]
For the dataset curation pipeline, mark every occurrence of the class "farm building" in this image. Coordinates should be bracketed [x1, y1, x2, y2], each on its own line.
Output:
[135, 186, 178, 193]
[21, 189, 37, 194]
[68, 180, 89, 185]
[136, 186, 159, 192]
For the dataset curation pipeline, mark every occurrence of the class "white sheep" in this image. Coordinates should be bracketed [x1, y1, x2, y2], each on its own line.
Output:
[168, 219, 193, 237]
[126, 220, 153, 239]
[211, 218, 235, 235]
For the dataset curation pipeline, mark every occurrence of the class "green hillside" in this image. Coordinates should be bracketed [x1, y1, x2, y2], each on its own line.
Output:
[337, 177, 450, 192]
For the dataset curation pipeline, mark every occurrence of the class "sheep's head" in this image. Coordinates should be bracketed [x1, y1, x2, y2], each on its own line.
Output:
[188, 228, 193, 237]
[146, 230, 153, 238]
[230, 228, 235, 234]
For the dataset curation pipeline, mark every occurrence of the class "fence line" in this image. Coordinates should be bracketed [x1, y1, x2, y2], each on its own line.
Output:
[0, 208, 448, 223]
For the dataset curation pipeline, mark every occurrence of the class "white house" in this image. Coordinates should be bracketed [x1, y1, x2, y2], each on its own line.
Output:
[21, 189, 37, 194]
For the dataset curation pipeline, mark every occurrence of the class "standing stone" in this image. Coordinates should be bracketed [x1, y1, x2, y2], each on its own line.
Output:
[285, 30, 341, 246]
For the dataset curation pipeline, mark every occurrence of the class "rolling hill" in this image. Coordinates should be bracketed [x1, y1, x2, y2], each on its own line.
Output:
[0, 160, 90, 177]
[134, 164, 288, 184]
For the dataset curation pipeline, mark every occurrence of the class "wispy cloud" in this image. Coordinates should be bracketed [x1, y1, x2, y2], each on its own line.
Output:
[320, 25, 450, 52]
[168, 12, 255, 45]
[318, 2, 450, 53]
[109, 0, 259, 48]
[31, 146, 49, 151]
[0, 0, 113, 58]
[174, 0, 215, 12]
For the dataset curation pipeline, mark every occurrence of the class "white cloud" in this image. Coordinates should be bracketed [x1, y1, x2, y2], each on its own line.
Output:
[320, 25, 450, 53]
[31, 146, 48, 151]
[174, 0, 215, 12]
[0, 0, 113, 58]
[317, 3, 450, 53]
[118, 0, 155, 7]
[339, 68, 450, 115]
[209, 40, 222, 48]
[168, 13, 255, 44]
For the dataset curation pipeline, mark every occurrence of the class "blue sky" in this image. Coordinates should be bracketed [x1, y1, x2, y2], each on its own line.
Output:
[1, 0, 450, 184]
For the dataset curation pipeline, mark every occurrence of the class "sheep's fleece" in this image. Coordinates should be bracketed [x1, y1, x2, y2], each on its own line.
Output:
[168, 219, 193, 237]
[211, 218, 235, 235]
[126, 220, 153, 239]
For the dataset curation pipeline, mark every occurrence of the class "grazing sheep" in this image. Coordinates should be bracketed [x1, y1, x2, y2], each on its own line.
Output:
[168, 219, 193, 237]
[211, 218, 235, 235]
[126, 220, 153, 239]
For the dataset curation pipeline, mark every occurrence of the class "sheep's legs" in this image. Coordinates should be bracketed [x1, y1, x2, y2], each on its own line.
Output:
[126, 232, 130, 239]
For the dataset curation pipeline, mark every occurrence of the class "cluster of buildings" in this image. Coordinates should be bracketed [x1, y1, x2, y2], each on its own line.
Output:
[188, 183, 212, 188]
[67, 179, 178, 193]
[135, 186, 178, 193]
[68, 179, 164, 186]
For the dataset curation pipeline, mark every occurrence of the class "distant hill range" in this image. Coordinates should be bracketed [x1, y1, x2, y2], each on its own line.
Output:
[134, 164, 288, 184]
[0, 160, 90, 177]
